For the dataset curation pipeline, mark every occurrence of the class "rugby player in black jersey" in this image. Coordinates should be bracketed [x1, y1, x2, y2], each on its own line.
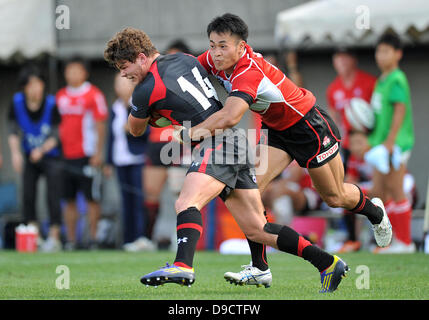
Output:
[104, 27, 348, 293]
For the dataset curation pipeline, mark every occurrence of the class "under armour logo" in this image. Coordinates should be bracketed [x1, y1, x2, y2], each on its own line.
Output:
[191, 162, 200, 167]
[177, 237, 188, 245]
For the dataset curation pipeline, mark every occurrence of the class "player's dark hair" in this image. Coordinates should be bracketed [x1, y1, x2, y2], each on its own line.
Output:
[377, 32, 402, 50]
[207, 13, 248, 42]
[17, 64, 46, 89]
[65, 56, 91, 73]
[166, 39, 192, 54]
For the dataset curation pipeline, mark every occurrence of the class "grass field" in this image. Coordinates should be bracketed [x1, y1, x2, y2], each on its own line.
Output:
[0, 250, 428, 300]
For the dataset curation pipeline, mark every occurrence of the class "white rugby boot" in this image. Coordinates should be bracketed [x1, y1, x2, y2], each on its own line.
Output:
[224, 264, 272, 288]
[371, 198, 393, 248]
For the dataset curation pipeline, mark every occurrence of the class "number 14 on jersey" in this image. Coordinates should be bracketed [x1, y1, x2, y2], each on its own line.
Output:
[177, 67, 219, 110]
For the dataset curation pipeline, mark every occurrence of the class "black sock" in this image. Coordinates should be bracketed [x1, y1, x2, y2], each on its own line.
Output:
[247, 238, 268, 271]
[350, 185, 383, 225]
[247, 211, 269, 271]
[265, 223, 334, 272]
[173, 207, 203, 269]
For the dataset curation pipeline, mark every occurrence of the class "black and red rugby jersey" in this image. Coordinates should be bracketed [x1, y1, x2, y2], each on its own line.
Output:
[130, 53, 222, 128]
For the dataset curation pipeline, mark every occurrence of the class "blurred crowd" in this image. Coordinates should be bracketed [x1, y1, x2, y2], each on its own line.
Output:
[0, 34, 418, 254]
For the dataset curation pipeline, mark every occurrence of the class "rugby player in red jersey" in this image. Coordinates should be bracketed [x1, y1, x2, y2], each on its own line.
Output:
[176, 13, 392, 286]
[104, 27, 349, 293]
[56, 57, 108, 250]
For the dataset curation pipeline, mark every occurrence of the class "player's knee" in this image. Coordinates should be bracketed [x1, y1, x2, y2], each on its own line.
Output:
[243, 226, 265, 243]
[175, 198, 186, 214]
[322, 193, 344, 208]
[175, 197, 198, 214]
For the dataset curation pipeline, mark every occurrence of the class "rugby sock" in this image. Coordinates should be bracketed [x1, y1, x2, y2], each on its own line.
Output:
[248, 211, 269, 271]
[173, 207, 203, 269]
[393, 199, 412, 245]
[265, 223, 334, 273]
[247, 238, 269, 271]
[350, 185, 383, 225]
[144, 201, 160, 240]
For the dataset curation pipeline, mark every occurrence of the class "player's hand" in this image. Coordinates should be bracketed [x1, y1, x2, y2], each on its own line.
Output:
[103, 164, 114, 178]
[172, 125, 189, 144]
[29, 147, 44, 163]
[89, 153, 103, 168]
[364, 144, 390, 174]
[383, 139, 395, 154]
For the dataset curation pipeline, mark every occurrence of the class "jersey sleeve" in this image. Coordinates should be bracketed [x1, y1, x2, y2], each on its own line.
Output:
[388, 80, 408, 105]
[230, 67, 264, 104]
[130, 81, 152, 119]
[90, 87, 109, 121]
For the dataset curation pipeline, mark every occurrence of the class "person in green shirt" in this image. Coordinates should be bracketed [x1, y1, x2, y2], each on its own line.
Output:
[365, 33, 415, 253]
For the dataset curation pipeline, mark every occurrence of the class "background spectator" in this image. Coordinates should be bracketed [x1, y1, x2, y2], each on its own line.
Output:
[104, 73, 153, 251]
[56, 57, 108, 250]
[326, 47, 376, 252]
[7, 64, 63, 252]
[326, 47, 376, 169]
[366, 33, 415, 253]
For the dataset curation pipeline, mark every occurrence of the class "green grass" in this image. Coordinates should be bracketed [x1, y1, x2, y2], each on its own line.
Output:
[0, 250, 428, 300]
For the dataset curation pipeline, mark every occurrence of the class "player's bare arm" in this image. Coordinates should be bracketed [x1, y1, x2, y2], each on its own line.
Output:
[128, 113, 149, 137]
[188, 96, 249, 141]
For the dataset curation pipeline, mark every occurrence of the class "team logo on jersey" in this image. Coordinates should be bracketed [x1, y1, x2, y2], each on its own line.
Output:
[317, 142, 338, 163]
[322, 136, 331, 147]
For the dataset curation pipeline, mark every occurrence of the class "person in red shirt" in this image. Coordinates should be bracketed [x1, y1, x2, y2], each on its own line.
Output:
[176, 13, 392, 286]
[326, 47, 376, 168]
[326, 48, 376, 252]
[56, 57, 108, 250]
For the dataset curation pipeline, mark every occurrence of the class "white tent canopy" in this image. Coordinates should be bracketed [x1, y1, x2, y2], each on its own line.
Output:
[275, 0, 429, 49]
[0, 0, 56, 59]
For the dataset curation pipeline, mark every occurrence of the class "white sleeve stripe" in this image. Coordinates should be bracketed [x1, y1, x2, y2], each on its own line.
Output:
[231, 60, 254, 83]
[94, 93, 108, 115]
[275, 74, 286, 87]
[206, 52, 213, 68]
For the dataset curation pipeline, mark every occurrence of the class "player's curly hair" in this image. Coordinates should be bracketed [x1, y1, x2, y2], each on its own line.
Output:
[104, 27, 158, 66]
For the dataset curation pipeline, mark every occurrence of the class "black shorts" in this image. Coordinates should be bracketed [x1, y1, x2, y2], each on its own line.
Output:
[62, 157, 102, 202]
[145, 141, 184, 167]
[187, 128, 258, 201]
[261, 105, 342, 168]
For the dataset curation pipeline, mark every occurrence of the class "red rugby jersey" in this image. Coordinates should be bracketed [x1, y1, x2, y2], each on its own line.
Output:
[198, 44, 316, 131]
[326, 70, 376, 149]
[56, 82, 108, 159]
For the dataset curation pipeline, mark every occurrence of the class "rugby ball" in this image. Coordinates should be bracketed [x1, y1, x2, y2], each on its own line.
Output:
[345, 97, 375, 132]
[149, 111, 172, 128]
